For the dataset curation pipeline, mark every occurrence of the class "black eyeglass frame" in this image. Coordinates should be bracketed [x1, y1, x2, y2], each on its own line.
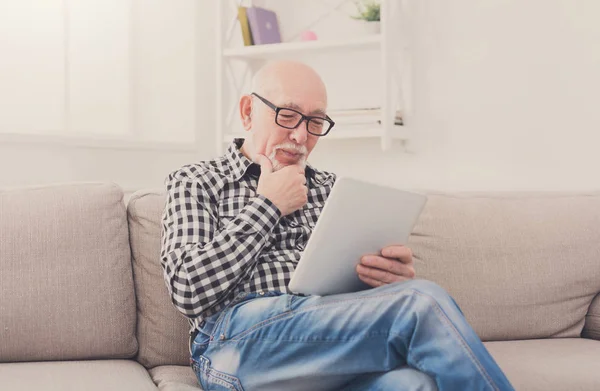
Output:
[251, 92, 335, 136]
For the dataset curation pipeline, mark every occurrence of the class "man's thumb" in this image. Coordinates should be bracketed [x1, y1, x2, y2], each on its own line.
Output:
[256, 154, 273, 175]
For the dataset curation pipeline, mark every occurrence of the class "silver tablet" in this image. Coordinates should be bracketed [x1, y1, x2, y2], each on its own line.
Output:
[288, 176, 427, 296]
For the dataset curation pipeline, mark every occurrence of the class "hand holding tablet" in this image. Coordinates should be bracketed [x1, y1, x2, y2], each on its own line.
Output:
[288, 177, 427, 296]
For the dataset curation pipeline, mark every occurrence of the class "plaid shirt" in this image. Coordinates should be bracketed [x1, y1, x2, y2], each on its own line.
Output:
[160, 139, 336, 333]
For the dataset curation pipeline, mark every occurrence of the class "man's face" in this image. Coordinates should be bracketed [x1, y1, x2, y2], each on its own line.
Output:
[249, 89, 326, 171]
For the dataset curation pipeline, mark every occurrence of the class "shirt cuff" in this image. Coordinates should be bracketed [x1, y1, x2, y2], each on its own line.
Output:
[233, 194, 281, 237]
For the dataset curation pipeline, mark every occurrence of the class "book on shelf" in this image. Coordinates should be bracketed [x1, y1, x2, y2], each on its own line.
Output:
[246, 7, 282, 45]
[237, 7, 254, 46]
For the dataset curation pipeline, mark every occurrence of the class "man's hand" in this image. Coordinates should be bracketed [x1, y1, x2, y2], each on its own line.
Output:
[256, 154, 308, 216]
[356, 245, 416, 288]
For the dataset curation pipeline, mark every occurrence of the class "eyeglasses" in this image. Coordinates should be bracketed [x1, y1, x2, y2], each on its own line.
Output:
[251, 92, 335, 136]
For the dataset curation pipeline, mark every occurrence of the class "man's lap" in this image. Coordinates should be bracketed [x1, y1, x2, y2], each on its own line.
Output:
[191, 280, 446, 390]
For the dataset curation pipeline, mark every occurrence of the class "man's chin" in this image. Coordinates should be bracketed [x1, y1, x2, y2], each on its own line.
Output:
[269, 157, 306, 172]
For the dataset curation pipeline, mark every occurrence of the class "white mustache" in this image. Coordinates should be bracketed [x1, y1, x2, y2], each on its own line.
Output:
[267, 143, 307, 171]
[273, 143, 307, 155]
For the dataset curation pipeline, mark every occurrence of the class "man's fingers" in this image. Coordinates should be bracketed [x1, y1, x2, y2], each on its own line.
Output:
[381, 245, 413, 264]
[361, 255, 413, 275]
[256, 154, 273, 175]
[357, 264, 397, 283]
[357, 265, 412, 287]
[279, 164, 303, 175]
[358, 273, 384, 288]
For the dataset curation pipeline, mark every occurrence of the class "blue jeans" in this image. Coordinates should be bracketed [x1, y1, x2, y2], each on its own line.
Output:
[190, 279, 514, 391]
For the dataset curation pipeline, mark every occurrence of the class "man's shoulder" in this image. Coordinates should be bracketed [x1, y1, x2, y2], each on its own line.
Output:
[165, 156, 231, 188]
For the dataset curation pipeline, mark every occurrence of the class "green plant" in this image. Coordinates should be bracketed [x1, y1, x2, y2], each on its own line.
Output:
[353, 0, 380, 22]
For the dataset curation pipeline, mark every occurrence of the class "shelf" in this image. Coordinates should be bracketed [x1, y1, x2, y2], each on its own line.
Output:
[324, 127, 409, 140]
[223, 126, 409, 143]
[222, 35, 381, 60]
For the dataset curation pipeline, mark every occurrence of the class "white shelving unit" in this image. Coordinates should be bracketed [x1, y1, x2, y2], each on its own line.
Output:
[223, 34, 382, 59]
[216, 0, 411, 154]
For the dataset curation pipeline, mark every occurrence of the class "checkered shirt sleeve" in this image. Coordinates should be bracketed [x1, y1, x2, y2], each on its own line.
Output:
[160, 172, 281, 320]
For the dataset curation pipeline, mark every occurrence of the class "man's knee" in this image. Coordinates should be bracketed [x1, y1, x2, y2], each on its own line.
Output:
[397, 279, 450, 301]
[390, 279, 460, 315]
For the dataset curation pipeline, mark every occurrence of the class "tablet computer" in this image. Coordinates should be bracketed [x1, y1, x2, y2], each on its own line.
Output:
[288, 176, 427, 296]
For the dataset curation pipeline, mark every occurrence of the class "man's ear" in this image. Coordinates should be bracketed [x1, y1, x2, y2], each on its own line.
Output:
[239, 95, 253, 131]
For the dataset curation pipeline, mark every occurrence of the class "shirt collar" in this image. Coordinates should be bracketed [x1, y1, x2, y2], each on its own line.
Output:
[225, 138, 317, 182]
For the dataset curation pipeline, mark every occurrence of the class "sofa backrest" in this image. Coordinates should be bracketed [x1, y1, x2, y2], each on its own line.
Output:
[408, 191, 600, 341]
[128, 188, 600, 367]
[0, 183, 137, 362]
[127, 190, 190, 368]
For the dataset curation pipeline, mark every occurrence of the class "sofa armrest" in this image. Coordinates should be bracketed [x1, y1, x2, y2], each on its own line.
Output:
[583, 293, 600, 340]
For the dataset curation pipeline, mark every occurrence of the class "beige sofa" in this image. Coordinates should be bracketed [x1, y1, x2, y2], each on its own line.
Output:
[1, 182, 599, 391]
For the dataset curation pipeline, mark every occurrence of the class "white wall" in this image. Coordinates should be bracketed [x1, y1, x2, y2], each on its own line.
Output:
[0, 0, 216, 193]
[2, 0, 599, 193]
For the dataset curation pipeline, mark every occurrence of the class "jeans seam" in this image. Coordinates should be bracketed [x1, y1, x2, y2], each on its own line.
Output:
[210, 306, 233, 340]
[206, 367, 243, 390]
[229, 291, 412, 342]
[193, 355, 244, 391]
[224, 331, 396, 344]
[222, 305, 236, 340]
[412, 290, 498, 391]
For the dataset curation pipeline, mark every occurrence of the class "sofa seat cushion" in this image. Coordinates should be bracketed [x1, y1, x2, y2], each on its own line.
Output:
[0, 360, 157, 391]
[484, 338, 600, 391]
[149, 365, 202, 391]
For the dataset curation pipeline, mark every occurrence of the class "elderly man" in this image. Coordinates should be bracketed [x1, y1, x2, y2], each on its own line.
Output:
[160, 60, 514, 391]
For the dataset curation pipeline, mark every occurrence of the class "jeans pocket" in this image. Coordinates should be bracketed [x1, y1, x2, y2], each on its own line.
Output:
[192, 355, 244, 391]
[191, 330, 211, 358]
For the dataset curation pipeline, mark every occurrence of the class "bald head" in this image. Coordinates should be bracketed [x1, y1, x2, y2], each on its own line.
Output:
[251, 60, 328, 110]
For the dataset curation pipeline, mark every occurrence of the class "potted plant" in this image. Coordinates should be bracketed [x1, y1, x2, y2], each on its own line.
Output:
[353, 0, 381, 34]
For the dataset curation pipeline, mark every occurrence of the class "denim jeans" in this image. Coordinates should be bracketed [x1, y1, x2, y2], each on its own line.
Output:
[190, 279, 514, 391]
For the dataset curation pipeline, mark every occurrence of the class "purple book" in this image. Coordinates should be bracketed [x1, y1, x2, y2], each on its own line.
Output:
[246, 7, 282, 45]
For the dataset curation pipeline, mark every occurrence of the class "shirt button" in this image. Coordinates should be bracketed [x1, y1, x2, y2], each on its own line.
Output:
[289, 221, 297, 227]
[258, 290, 265, 296]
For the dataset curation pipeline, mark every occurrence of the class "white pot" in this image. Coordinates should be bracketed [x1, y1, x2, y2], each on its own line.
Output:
[361, 21, 381, 35]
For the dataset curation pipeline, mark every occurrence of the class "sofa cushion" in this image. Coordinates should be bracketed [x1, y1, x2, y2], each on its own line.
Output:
[127, 190, 190, 368]
[149, 365, 202, 391]
[408, 192, 600, 341]
[0, 182, 137, 362]
[484, 338, 600, 391]
[583, 293, 600, 340]
[0, 360, 157, 391]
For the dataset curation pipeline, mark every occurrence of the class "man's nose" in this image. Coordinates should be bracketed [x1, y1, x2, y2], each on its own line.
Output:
[290, 122, 308, 144]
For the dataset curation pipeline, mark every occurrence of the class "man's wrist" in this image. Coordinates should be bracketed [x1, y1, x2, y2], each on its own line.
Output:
[254, 194, 282, 220]
[256, 192, 284, 216]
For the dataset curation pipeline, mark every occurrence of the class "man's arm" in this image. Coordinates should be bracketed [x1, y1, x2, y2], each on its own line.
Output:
[160, 173, 281, 320]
